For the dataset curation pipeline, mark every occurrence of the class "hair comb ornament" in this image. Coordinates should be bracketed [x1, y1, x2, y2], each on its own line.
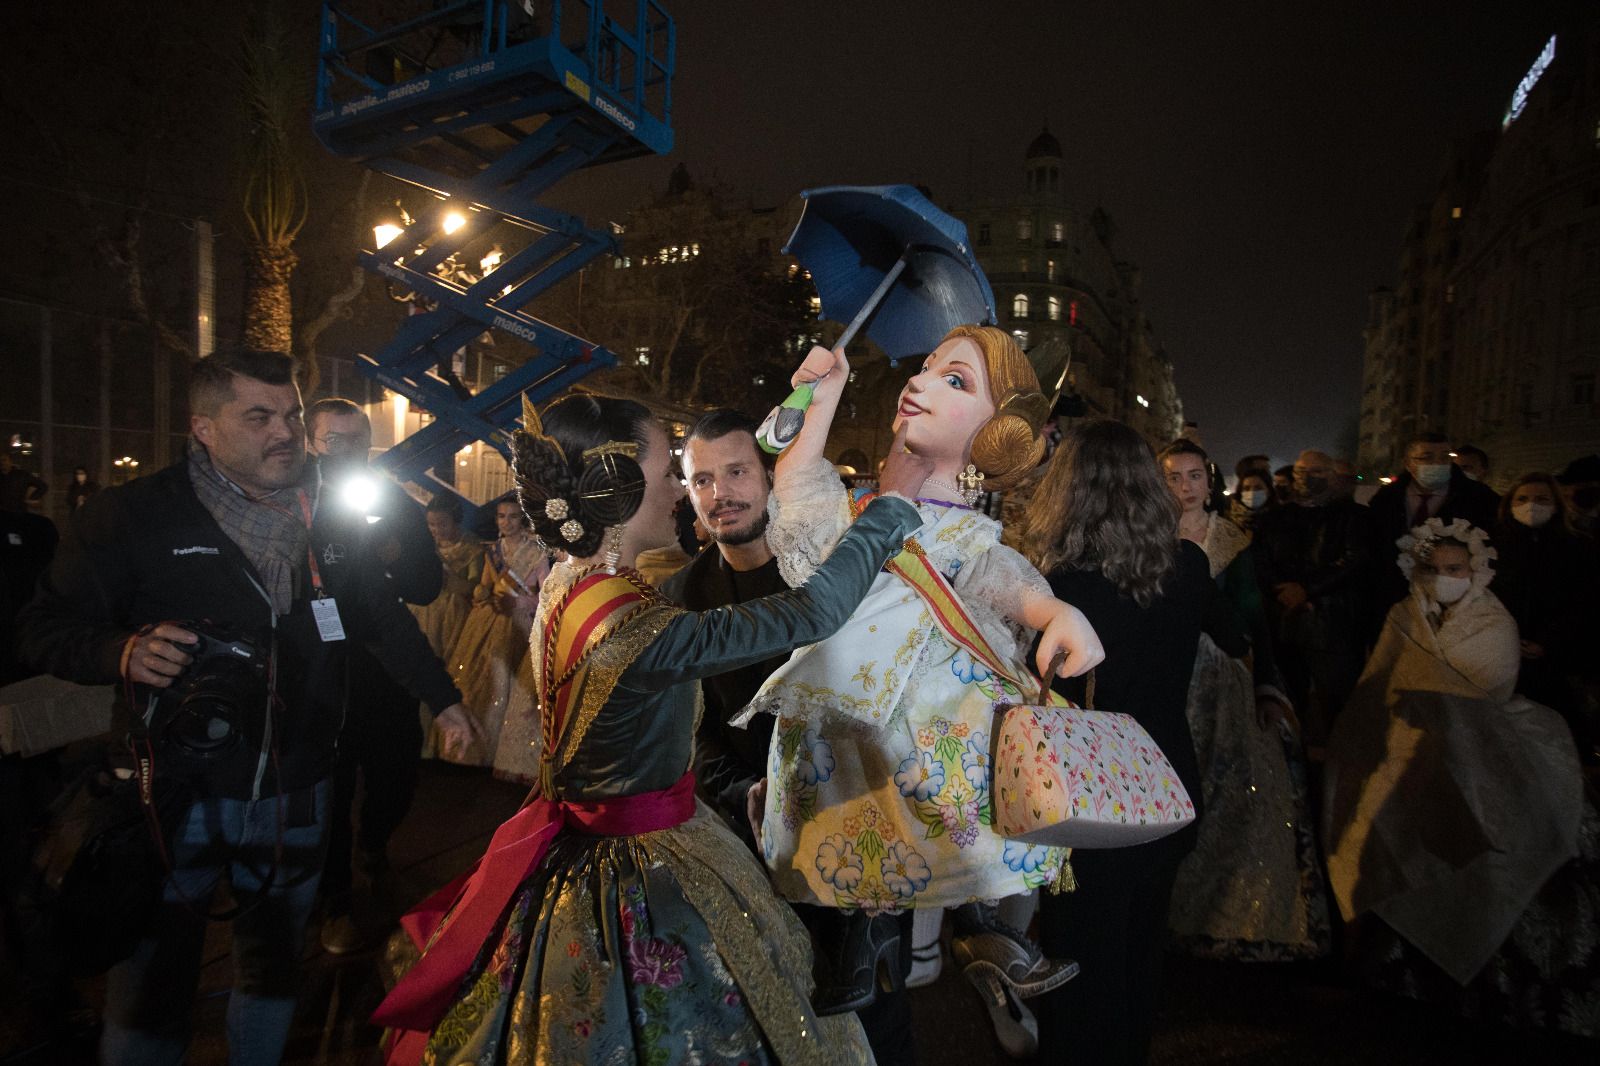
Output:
[559, 519, 585, 543]
[521, 393, 566, 464]
[544, 499, 569, 521]
[580, 440, 640, 463]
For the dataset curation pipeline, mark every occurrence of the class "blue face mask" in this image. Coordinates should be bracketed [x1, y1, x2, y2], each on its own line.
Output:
[1414, 463, 1453, 491]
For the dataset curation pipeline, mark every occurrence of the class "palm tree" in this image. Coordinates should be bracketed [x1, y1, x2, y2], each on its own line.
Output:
[238, 6, 310, 388]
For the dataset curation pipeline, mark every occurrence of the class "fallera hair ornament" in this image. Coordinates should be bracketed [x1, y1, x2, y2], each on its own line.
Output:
[559, 519, 585, 543]
[581, 440, 641, 463]
[544, 498, 569, 521]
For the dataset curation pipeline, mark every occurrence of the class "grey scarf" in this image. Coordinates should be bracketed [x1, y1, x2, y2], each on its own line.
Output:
[187, 439, 309, 615]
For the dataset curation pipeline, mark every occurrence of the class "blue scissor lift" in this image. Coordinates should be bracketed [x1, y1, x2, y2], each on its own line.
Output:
[312, 0, 675, 503]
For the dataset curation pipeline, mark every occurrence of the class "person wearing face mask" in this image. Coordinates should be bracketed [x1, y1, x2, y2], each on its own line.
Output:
[1323, 517, 1600, 1038]
[1491, 473, 1600, 764]
[1453, 444, 1490, 484]
[1251, 449, 1372, 751]
[1364, 432, 1500, 645]
[1228, 468, 1276, 532]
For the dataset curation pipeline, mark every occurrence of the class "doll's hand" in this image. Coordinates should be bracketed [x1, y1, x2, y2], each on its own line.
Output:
[746, 779, 768, 837]
[1036, 602, 1104, 679]
[792, 345, 849, 405]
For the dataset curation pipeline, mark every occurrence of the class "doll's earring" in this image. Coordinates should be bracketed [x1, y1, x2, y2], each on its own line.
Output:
[956, 464, 986, 507]
[603, 525, 624, 575]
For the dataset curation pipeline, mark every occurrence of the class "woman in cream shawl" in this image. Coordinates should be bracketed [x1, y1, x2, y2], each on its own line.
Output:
[1324, 517, 1599, 1036]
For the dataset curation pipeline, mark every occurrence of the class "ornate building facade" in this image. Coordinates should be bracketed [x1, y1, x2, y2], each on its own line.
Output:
[951, 128, 1184, 443]
[1360, 15, 1600, 483]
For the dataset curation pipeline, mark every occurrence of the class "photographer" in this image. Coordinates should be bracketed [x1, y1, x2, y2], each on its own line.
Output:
[306, 398, 450, 954]
[17, 349, 477, 1066]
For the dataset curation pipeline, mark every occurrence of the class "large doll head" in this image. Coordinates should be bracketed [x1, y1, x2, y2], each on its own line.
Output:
[894, 325, 1049, 491]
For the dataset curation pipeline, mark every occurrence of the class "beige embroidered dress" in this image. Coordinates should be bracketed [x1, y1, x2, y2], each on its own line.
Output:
[745, 459, 1068, 911]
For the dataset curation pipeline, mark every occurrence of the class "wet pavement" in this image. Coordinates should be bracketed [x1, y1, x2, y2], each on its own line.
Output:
[7, 760, 1594, 1065]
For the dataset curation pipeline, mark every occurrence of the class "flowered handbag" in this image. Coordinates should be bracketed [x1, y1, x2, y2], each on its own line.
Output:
[991, 658, 1195, 848]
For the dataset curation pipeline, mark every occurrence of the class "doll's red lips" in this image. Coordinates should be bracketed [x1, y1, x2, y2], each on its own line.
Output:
[899, 400, 925, 417]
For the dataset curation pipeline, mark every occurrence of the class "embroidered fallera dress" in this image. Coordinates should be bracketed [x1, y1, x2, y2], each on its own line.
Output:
[438, 533, 547, 765]
[746, 459, 1068, 911]
[377, 496, 920, 1064]
[1168, 513, 1331, 959]
[410, 532, 483, 663]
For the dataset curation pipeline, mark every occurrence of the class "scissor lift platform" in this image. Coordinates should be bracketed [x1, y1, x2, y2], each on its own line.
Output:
[313, 0, 674, 502]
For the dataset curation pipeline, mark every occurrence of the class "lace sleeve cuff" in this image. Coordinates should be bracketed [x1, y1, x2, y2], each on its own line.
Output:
[767, 457, 852, 587]
[955, 543, 1052, 626]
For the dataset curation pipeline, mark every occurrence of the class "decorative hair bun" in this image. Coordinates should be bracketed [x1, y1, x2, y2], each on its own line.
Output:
[511, 395, 648, 558]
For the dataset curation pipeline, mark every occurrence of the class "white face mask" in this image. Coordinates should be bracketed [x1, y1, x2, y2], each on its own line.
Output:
[1512, 501, 1555, 529]
[1414, 463, 1453, 491]
[1239, 489, 1268, 510]
[1422, 573, 1472, 605]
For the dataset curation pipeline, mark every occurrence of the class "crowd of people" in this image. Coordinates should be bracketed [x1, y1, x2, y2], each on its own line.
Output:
[1, 332, 1598, 1066]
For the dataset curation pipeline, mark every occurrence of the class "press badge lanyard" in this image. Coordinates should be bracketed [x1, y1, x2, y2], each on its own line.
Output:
[297, 489, 346, 642]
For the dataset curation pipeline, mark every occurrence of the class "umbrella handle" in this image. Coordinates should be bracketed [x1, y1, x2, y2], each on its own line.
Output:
[835, 248, 910, 350]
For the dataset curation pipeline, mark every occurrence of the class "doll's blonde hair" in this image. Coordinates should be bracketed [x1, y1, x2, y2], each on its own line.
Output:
[946, 324, 1049, 491]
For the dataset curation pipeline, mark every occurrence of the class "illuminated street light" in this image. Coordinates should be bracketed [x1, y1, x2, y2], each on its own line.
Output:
[442, 210, 467, 234]
[373, 222, 404, 249]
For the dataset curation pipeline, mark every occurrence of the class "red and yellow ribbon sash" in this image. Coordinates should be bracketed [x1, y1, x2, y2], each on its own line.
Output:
[851, 491, 1061, 705]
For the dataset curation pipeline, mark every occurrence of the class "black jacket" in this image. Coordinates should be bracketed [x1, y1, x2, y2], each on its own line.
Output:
[17, 459, 460, 798]
[659, 546, 785, 843]
[1043, 541, 1214, 857]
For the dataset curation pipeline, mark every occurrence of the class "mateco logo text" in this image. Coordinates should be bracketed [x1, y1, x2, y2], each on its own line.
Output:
[492, 314, 540, 343]
[172, 546, 221, 556]
[593, 95, 637, 132]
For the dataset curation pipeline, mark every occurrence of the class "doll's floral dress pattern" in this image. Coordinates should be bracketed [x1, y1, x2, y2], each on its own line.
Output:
[748, 460, 1066, 910]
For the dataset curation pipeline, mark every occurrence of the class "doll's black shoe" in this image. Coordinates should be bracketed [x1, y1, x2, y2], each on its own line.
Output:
[950, 901, 1079, 998]
[811, 911, 904, 1016]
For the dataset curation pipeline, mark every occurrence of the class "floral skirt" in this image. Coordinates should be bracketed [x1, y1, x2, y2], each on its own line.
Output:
[394, 805, 874, 1065]
[760, 637, 1066, 911]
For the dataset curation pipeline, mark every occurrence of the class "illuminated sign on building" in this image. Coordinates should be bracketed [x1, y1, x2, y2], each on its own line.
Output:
[1503, 35, 1557, 128]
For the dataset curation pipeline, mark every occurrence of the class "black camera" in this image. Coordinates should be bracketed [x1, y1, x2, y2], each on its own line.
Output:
[143, 622, 270, 782]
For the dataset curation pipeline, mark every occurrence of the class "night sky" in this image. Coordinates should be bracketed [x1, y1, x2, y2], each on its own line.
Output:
[552, 0, 1580, 471]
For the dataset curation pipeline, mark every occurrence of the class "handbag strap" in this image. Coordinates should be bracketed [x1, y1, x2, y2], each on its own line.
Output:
[1035, 649, 1095, 709]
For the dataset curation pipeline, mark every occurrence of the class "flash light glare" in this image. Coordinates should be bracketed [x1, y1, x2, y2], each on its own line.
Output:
[443, 211, 467, 234]
[340, 474, 380, 514]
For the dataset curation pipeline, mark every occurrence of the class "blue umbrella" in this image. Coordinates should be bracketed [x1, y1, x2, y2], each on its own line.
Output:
[784, 184, 997, 360]
[755, 185, 997, 452]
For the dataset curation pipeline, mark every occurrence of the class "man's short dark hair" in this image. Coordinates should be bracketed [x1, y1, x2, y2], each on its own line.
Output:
[1408, 430, 1450, 448]
[425, 494, 463, 523]
[686, 408, 773, 470]
[1455, 444, 1488, 469]
[308, 397, 371, 437]
[189, 349, 296, 415]
[1234, 454, 1270, 481]
[1273, 464, 1294, 480]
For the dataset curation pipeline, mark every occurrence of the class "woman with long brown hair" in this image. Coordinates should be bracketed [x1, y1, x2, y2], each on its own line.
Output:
[1020, 418, 1211, 1066]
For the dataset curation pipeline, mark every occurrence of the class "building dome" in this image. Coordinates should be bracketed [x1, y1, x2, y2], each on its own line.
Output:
[1026, 125, 1062, 161]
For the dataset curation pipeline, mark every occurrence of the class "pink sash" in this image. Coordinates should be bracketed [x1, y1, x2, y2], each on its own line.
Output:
[373, 771, 698, 1064]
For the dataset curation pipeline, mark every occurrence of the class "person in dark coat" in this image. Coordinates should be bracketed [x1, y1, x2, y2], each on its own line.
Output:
[1491, 472, 1600, 763]
[1252, 449, 1372, 749]
[1365, 431, 1500, 637]
[1021, 419, 1215, 1066]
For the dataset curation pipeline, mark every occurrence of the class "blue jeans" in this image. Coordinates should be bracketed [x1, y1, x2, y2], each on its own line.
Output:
[100, 779, 330, 1066]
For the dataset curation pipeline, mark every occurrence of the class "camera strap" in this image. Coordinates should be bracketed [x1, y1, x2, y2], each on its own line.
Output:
[122, 653, 287, 924]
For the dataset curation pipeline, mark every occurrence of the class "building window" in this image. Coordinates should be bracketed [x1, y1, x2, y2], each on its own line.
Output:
[1450, 206, 1462, 219]
[1012, 329, 1030, 348]
[977, 222, 991, 246]
[1018, 257, 1030, 274]
[1046, 259, 1058, 282]
[635, 347, 651, 366]
[1047, 296, 1062, 321]
[1012, 293, 1030, 319]
[1016, 218, 1033, 242]
[1051, 221, 1065, 242]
